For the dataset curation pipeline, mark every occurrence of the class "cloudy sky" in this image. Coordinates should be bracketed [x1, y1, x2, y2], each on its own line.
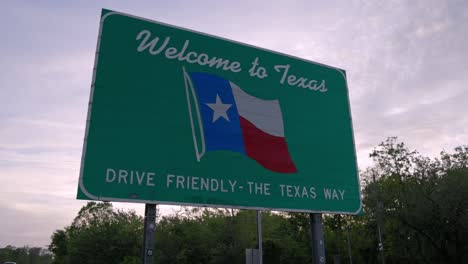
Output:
[1, 0, 467, 247]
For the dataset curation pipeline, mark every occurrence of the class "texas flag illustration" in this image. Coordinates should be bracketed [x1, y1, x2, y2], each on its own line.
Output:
[183, 68, 297, 173]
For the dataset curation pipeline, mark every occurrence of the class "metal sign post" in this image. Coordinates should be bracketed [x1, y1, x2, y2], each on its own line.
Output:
[309, 213, 326, 264]
[142, 204, 157, 264]
[257, 211, 263, 264]
[335, 214, 343, 264]
[346, 224, 353, 264]
[372, 174, 385, 264]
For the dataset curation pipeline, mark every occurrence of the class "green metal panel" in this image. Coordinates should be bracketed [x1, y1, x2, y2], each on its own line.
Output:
[78, 9, 361, 214]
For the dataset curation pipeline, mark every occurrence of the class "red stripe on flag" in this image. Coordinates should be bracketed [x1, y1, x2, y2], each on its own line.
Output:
[240, 116, 297, 173]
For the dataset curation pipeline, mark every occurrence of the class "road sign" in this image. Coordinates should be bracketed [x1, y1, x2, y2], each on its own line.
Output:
[78, 9, 361, 214]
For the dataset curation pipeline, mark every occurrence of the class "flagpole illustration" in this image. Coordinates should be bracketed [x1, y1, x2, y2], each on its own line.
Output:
[183, 67, 206, 161]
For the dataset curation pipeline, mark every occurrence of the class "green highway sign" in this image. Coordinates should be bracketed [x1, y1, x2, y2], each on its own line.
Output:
[78, 9, 362, 214]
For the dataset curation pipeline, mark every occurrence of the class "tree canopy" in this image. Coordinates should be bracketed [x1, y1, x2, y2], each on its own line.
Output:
[362, 138, 468, 263]
[49, 202, 143, 264]
[0, 245, 52, 264]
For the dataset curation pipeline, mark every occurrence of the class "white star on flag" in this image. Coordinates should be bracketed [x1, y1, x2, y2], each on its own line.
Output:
[206, 94, 232, 122]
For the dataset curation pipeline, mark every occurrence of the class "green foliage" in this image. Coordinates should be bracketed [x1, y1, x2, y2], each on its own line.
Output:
[154, 209, 310, 264]
[0, 245, 53, 264]
[49, 202, 143, 264]
[362, 137, 468, 263]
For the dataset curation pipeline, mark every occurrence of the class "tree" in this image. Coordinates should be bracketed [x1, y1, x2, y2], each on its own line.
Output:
[153, 208, 312, 264]
[0, 246, 52, 264]
[363, 137, 468, 263]
[49, 202, 143, 264]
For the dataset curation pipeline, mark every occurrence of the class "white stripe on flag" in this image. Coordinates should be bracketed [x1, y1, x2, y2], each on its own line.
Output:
[230, 82, 284, 137]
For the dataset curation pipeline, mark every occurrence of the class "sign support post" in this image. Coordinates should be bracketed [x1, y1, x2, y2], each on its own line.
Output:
[372, 174, 385, 264]
[346, 224, 353, 264]
[335, 214, 343, 264]
[257, 210, 263, 264]
[309, 213, 326, 264]
[142, 204, 157, 264]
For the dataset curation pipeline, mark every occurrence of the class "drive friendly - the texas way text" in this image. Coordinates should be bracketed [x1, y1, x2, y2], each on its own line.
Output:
[105, 168, 346, 201]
